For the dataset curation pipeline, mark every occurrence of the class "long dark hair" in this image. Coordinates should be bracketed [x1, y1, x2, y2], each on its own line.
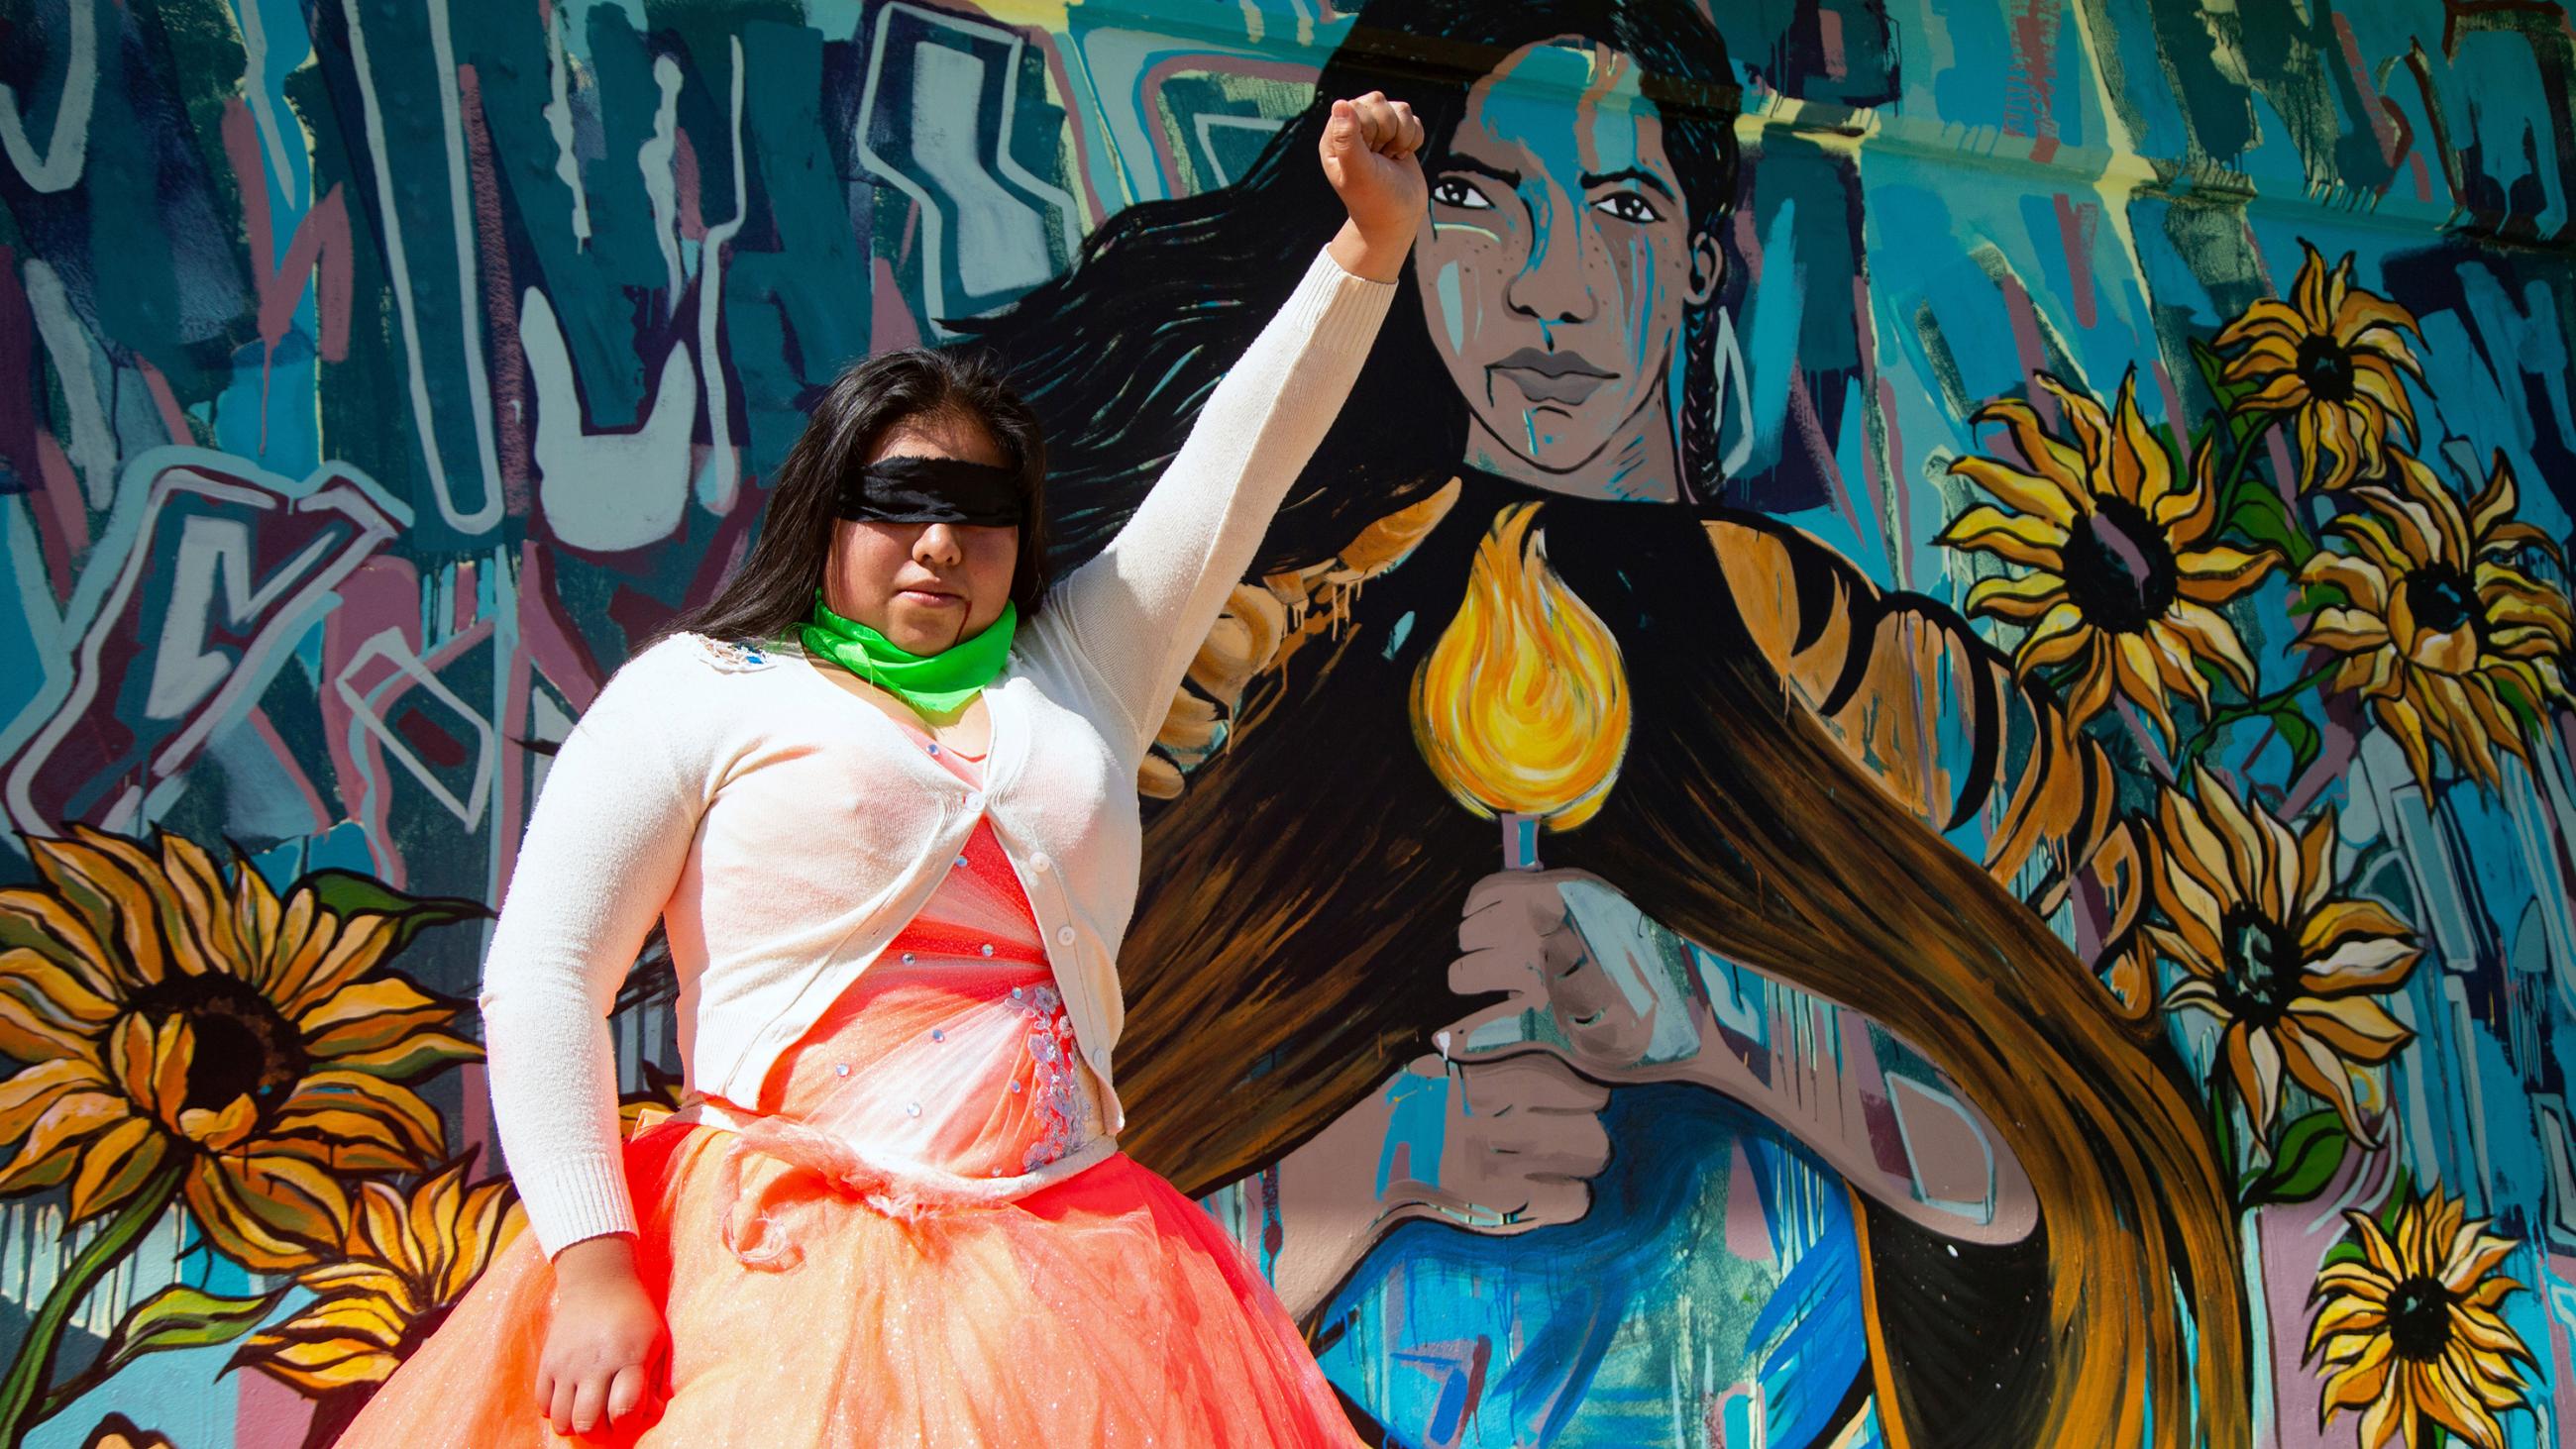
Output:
[658, 347, 1051, 645]
[966, 1, 2247, 1445]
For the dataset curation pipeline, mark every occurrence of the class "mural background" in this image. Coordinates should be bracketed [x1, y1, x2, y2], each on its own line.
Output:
[0, 0, 2570, 1444]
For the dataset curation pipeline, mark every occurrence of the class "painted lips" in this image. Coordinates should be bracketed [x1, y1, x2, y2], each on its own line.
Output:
[1490, 347, 1614, 406]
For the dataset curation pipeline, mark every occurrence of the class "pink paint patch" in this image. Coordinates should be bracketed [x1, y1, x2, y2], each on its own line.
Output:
[2255, 1199, 2359, 1449]
[1999, 275, 2052, 416]
[2332, 15, 2402, 167]
[33, 432, 85, 599]
[458, 1060, 494, 1165]
[2007, 0, 2061, 165]
[453, 558, 480, 635]
[236, 1359, 318, 1446]
[2149, 362, 2190, 453]
[676, 129, 706, 243]
[2052, 194, 2099, 330]
[134, 359, 192, 444]
[459, 66, 530, 504]
[872, 255, 922, 352]
[1817, 10, 1848, 81]
[2545, 1250, 2576, 1430]
[1724, 1140, 1773, 1262]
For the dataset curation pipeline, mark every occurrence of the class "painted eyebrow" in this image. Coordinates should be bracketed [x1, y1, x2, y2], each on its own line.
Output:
[1437, 155, 1523, 187]
[1581, 166, 1677, 201]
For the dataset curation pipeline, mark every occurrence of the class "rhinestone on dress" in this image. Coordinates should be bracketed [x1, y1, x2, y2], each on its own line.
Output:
[833, 1064, 850, 1078]
[930, 1028, 945, 1043]
[906, 1101, 921, 1117]
[980, 943, 995, 957]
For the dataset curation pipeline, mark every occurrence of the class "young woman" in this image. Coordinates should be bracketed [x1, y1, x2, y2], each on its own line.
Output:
[961, 0, 2250, 1445]
[332, 92, 1426, 1447]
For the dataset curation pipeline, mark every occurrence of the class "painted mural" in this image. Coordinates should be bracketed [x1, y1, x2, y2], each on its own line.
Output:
[0, 0, 2571, 1445]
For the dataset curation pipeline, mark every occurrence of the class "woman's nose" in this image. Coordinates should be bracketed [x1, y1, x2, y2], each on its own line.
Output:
[1505, 206, 1595, 325]
[915, 524, 964, 566]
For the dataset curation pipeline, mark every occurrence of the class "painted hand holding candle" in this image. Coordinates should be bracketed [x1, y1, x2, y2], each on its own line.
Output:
[1408, 502, 1700, 1070]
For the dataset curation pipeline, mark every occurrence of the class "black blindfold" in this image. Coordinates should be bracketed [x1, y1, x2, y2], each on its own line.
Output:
[835, 455, 1023, 528]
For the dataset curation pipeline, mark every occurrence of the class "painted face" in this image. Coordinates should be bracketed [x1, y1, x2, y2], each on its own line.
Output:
[1415, 41, 1718, 488]
[823, 413, 1021, 657]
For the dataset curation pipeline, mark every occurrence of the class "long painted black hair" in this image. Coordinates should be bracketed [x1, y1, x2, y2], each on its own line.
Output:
[963, 0, 2247, 1444]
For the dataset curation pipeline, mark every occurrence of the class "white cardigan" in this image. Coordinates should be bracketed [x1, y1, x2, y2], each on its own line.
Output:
[480, 250, 1395, 1255]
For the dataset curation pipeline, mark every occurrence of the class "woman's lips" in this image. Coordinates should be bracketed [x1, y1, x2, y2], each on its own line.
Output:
[1490, 348, 1614, 407]
[897, 587, 963, 606]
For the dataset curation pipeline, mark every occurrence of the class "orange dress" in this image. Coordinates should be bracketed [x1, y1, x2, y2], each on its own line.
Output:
[337, 742, 1358, 1447]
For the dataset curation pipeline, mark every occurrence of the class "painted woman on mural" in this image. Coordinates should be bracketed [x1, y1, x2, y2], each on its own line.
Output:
[964, 0, 2248, 1445]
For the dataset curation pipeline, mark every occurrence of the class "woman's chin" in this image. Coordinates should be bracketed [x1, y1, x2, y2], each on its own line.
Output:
[879, 615, 964, 654]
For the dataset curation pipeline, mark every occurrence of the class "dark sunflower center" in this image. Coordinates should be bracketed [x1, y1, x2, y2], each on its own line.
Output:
[2384, 1276, 2453, 1361]
[2296, 335, 2356, 403]
[2403, 566, 2480, 641]
[2060, 496, 2178, 634]
[123, 975, 309, 1123]
[2216, 907, 2303, 1029]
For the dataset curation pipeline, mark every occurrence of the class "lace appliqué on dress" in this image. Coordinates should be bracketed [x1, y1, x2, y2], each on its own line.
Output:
[1007, 983, 1082, 1173]
[684, 634, 781, 673]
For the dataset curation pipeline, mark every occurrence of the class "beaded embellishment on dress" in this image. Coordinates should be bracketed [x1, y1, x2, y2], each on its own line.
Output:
[1007, 983, 1083, 1171]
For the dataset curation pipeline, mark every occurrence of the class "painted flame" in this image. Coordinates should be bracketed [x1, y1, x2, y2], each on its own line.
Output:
[1409, 502, 1631, 831]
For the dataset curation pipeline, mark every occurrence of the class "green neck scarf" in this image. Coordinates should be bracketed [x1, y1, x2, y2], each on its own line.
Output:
[800, 592, 1016, 716]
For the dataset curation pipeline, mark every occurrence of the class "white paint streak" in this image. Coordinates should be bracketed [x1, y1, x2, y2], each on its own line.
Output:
[340, 0, 502, 533]
[426, 0, 506, 531]
[0, 0, 97, 193]
[696, 38, 747, 514]
[23, 259, 116, 508]
[641, 55, 685, 308]
[544, 6, 592, 249]
[147, 514, 340, 718]
[232, 0, 302, 208]
[335, 627, 497, 829]
[522, 287, 698, 553]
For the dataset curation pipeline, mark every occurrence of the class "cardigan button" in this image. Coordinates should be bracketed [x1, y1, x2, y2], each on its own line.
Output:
[1054, 926, 1076, 946]
[1029, 853, 1052, 873]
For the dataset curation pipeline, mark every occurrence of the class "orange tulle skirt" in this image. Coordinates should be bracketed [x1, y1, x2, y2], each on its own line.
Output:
[332, 1125, 1360, 1447]
[338, 823, 1358, 1447]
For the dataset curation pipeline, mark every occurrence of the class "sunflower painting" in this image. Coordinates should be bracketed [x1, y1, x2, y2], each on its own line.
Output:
[2146, 768, 2420, 1143]
[2211, 243, 2426, 494]
[2308, 1186, 2539, 1449]
[236, 1156, 525, 1395]
[2297, 451, 2574, 792]
[0, 828, 484, 1445]
[0, 829, 478, 1270]
[1940, 368, 2276, 745]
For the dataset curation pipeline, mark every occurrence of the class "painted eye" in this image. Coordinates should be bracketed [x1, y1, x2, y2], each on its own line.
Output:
[1592, 191, 1662, 224]
[1431, 176, 1496, 211]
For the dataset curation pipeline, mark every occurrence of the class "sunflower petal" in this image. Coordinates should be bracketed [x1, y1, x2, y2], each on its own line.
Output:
[0, 1087, 134, 1195]
[1949, 457, 2084, 529]
[67, 1116, 169, 1221]
[1936, 504, 2071, 568]
[187, 1152, 351, 1273]
[2289, 993, 2412, 1064]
